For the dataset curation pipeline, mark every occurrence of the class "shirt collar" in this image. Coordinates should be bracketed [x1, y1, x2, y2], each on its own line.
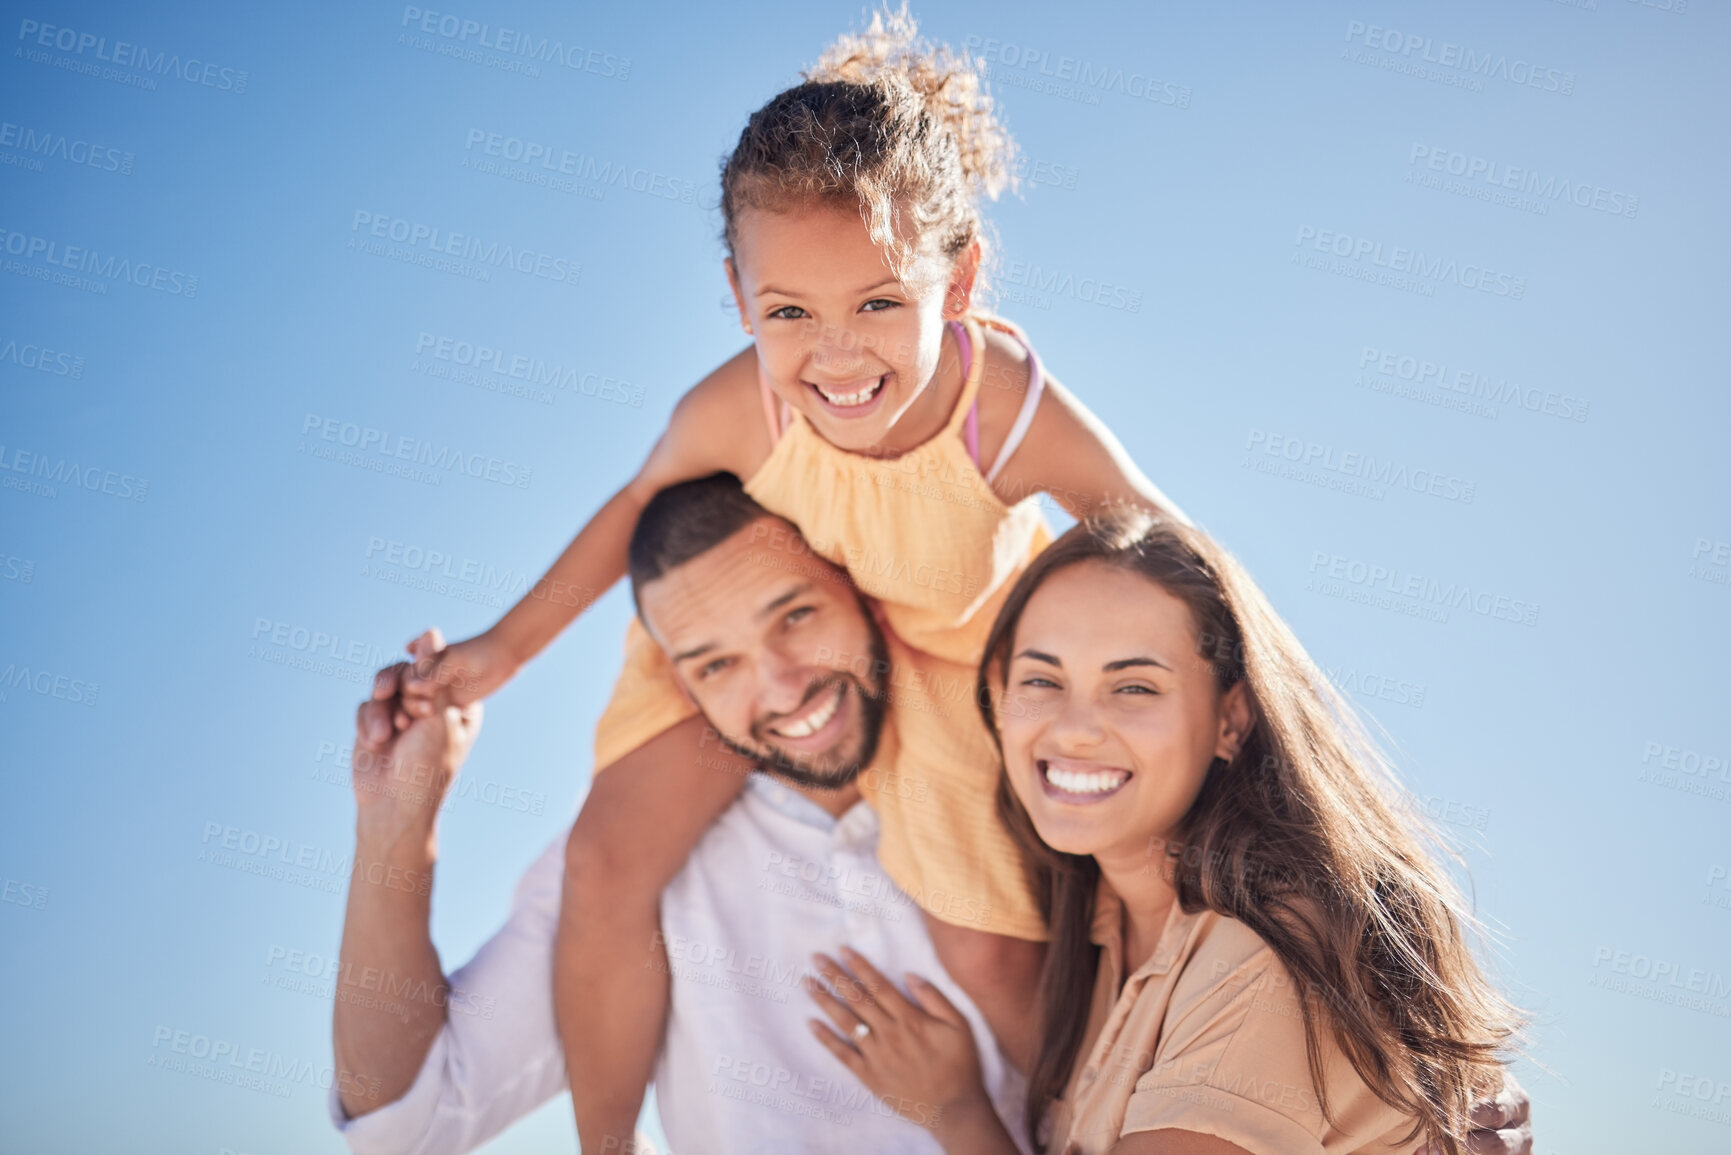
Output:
[1089, 877, 1203, 982]
[744, 772, 877, 842]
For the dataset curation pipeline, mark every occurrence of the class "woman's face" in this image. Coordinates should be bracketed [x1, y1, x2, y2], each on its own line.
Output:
[997, 560, 1250, 865]
[726, 203, 975, 453]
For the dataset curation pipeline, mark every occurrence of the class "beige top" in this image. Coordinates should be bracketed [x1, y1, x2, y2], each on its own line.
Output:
[742, 313, 1052, 669]
[1046, 883, 1422, 1155]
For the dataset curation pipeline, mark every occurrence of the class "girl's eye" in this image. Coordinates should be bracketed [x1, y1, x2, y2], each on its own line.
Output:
[860, 298, 898, 312]
[768, 305, 807, 320]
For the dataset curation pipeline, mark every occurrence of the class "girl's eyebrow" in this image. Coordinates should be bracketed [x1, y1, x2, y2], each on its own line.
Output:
[755, 278, 901, 298]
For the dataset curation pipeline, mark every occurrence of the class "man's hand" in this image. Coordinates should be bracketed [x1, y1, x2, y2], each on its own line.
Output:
[335, 653, 482, 1120]
[355, 632, 483, 853]
[1417, 1071, 1532, 1154]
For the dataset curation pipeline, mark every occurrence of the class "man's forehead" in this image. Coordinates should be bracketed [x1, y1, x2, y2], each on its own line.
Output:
[639, 515, 843, 644]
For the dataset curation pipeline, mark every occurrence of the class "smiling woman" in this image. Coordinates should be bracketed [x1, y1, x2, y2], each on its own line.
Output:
[970, 511, 1526, 1154]
[800, 508, 1530, 1155]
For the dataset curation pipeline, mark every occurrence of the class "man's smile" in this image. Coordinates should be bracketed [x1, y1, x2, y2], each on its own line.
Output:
[767, 682, 847, 742]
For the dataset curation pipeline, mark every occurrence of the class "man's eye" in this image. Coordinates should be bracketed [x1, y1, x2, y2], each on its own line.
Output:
[785, 606, 815, 626]
[768, 305, 807, 320]
[699, 658, 732, 679]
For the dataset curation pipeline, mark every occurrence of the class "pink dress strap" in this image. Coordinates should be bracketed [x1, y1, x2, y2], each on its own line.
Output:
[985, 337, 1044, 484]
[757, 372, 789, 444]
[952, 320, 980, 466]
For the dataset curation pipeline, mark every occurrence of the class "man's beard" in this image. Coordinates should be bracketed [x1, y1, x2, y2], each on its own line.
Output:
[718, 615, 889, 791]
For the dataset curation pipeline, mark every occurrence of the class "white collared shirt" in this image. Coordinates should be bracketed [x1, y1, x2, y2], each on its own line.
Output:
[330, 773, 1029, 1154]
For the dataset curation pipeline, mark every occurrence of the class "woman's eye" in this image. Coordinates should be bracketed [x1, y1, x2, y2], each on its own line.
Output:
[768, 305, 807, 320]
[1116, 684, 1157, 696]
[1017, 675, 1059, 689]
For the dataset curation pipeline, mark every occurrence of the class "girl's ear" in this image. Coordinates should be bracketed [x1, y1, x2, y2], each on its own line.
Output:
[942, 240, 982, 319]
[724, 258, 753, 334]
[1214, 681, 1253, 763]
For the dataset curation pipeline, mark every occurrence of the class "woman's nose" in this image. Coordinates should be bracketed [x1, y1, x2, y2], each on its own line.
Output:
[1046, 690, 1107, 750]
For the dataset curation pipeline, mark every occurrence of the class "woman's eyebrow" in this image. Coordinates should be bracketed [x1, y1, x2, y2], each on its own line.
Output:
[1103, 657, 1171, 672]
[1013, 648, 1061, 666]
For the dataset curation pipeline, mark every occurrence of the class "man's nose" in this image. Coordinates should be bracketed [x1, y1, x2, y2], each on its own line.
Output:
[756, 648, 815, 715]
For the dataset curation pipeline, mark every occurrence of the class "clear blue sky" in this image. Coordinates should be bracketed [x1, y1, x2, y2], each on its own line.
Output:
[2, 1, 1727, 1152]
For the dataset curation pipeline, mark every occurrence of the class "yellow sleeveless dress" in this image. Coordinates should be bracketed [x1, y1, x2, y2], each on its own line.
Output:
[594, 314, 1051, 940]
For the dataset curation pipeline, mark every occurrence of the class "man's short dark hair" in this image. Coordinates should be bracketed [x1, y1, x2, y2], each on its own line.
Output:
[628, 473, 772, 608]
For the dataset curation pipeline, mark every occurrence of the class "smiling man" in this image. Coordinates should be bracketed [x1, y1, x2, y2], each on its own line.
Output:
[331, 473, 1034, 1155]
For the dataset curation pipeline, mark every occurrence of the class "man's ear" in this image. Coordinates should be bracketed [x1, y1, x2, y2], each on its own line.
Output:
[866, 597, 892, 634]
[1214, 682, 1253, 763]
[943, 240, 982, 319]
[725, 258, 753, 334]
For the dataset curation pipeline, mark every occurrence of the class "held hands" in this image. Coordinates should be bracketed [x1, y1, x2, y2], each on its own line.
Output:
[356, 635, 483, 842]
[805, 947, 996, 1137]
[384, 627, 518, 726]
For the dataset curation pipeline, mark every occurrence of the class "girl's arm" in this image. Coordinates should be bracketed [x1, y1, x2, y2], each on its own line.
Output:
[973, 330, 1189, 528]
[396, 348, 769, 712]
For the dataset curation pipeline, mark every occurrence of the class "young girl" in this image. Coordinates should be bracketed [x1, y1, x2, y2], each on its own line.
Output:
[388, 9, 1183, 1151]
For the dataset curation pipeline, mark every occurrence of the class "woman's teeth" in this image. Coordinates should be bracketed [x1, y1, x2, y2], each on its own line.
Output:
[1042, 762, 1131, 794]
[772, 685, 843, 739]
[814, 376, 885, 407]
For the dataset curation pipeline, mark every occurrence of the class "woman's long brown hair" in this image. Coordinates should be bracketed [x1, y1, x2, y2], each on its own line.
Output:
[979, 510, 1523, 1152]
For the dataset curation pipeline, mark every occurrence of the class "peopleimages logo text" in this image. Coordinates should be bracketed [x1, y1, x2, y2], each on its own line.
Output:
[350, 212, 579, 286]
[299, 414, 534, 489]
[1343, 21, 1574, 94]
[1295, 226, 1525, 299]
[0, 120, 133, 173]
[16, 18, 248, 92]
[399, 7, 629, 78]
[0, 227, 198, 296]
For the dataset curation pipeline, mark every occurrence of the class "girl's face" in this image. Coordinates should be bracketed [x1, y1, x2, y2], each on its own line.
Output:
[726, 203, 977, 453]
[996, 561, 1250, 866]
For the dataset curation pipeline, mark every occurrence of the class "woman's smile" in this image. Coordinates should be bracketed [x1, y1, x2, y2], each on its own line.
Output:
[1037, 756, 1133, 803]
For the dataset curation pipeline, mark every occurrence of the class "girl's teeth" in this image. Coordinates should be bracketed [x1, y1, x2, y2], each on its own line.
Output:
[1044, 765, 1130, 794]
[818, 377, 883, 407]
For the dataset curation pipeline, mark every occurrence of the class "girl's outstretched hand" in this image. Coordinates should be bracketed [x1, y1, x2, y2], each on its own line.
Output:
[805, 947, 1004, 1143]
[386, 627, 518, 723]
